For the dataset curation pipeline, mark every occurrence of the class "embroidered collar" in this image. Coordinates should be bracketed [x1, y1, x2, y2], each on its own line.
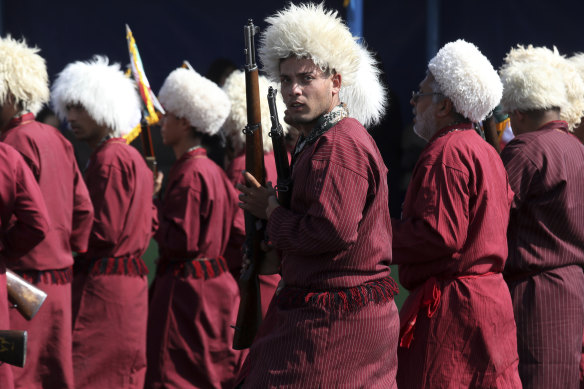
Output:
[428, 122, 475, 143]
[293, 103, 349, 159]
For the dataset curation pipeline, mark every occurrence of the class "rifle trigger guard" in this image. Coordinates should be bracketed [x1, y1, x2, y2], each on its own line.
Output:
[242, 124, 260, 135]
[275, 184, 289, 193]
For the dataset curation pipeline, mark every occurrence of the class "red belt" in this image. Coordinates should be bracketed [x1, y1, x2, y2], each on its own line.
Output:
[399, 271, 499, 348]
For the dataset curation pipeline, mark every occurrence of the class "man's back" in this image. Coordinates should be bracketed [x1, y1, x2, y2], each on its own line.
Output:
[1, 114, 93, 270]
[502, 121, 584, 273]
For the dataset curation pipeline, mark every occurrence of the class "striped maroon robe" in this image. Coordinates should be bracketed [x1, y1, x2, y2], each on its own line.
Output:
[393, 123, 522, 388]
[72, 138, 156, 388]
[1, 114, 94, 389]
[146, 148, 245, 389]
[240, 117, 399, 388]
[0, 143, 50, 389]
[501, 120, 584, 389]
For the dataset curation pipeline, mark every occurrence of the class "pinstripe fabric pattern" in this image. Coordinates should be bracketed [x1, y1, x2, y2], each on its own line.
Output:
[241, 118, 399, 388]
[393, 123, 521, 388]
[501, 120, 584, 389]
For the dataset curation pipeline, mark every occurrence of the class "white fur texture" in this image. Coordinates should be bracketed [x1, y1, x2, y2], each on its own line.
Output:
[221, 70, 289, 154]
[51, 56, 141, 137]
[0, 36, 49, 115]
[259, 2, 386, 127]
[500, 45, 584, 130]
[339, 45, 387, 127]
[158, 67, 230, 135]
[428, 39, 502, 122]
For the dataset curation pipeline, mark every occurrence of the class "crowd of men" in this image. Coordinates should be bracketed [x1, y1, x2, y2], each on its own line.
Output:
[0, 2, 582, 388]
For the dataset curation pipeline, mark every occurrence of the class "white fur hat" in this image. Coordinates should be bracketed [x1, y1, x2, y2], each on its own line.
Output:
[500, 45, 584, 130]
[428, 39, 502, 123]
[52, 56, 141, 137]
[221, 70, 289, 154]
[0, 36, 49, 115]
[158, 67, 230, 135]
[258, 2, 386, 127]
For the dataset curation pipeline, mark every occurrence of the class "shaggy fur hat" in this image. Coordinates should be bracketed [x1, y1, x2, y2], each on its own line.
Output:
[258, 2, 386, 127]
[0, 36, 49, 115]
[428, 39, 502, 123]
[158, 67, 230, 136]
[52, 56, 141, 137]
[500, 45, 584, 130]
[221, 70, 289, 154]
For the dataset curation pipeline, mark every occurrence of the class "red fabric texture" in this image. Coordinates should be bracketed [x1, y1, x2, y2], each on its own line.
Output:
[10, 281, 74, 389]
[501, 121, 584, 388]
[81, 137, 157, 260]
[225, 151, 282, 318]
[0, 142, 49, 259]
[72, 137, 155, 387]
[241, 118, 399, 387]
[0, 142, 50, 389]
[1, 115, 92, 388]
[148, 148, 244, 388]
[392, 123, 521, 387]
[1, 113, 94, 270]
[72, 272, 148, 388]
[146, 271, 243, 389]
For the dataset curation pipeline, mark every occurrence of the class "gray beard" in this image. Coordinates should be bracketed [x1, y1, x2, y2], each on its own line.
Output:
[413, 108, 436, 142]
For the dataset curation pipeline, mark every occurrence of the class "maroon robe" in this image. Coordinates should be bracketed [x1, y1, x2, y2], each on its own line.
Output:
[0, 142, 49, 389]
[225, 151, 281, 318]
[1, 114, 94, 389]
[146, 147, 245, 389]
[392, 123, 521, 388]
[72, 137, 156, 388]
[501, 120, 584, 389]
[240, 118, 399, 388]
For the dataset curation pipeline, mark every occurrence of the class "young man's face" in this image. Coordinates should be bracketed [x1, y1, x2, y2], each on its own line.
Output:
[159, 112, 185, 146]
[279, 57, 340, 131]
[66, 103, 105, 142]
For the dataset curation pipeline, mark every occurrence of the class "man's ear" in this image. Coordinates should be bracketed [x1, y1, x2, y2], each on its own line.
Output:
[178, 116, 191, 132]
[331, 72, 342, 96]
[435, 97, 454, 119]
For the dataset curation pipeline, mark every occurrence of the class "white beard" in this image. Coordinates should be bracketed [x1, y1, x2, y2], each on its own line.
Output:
[413, 106, 436, 142]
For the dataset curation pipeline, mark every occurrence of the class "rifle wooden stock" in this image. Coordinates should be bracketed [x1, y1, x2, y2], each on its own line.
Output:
[267, 87, 292, 209]
[0, 330, 27, 367]
[6, 269, 47, 320]
[233, 19, 266, 350]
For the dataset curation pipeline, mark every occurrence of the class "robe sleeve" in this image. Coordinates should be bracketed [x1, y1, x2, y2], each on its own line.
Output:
[392, 163, 470, 264]
[500, 141, 539, 211]
[87, 164, 134, 253]
[3, 159, 50, 258]
[267, 159, 368, 255]
[70, 163, 94, 252]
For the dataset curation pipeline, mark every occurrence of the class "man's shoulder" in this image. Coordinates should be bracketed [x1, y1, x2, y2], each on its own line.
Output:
[95, 140, 147, 172]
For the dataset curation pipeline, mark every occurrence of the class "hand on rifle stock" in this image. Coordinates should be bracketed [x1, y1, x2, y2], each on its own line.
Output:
[236, 171, 278, 220]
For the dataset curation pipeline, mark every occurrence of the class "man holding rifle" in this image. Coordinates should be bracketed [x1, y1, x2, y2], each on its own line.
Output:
[236, 3, 399, 387]
[52, 56, 157, 388]
[0, 36, 94, 389]
[145, 66, 245, 389]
